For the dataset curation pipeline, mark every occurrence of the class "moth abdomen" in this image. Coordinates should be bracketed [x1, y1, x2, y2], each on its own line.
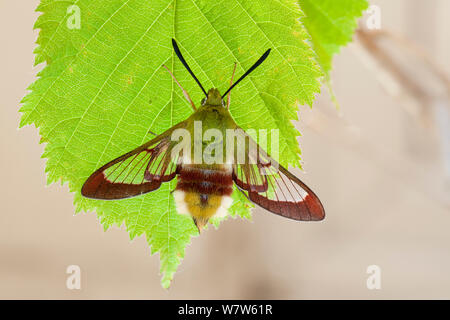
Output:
[174, 164, 233, 231]
[176, 180, 232, 196]
[177, 167, 233, 185]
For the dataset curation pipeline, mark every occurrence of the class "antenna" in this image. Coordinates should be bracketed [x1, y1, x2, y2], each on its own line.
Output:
[172, 39, 207, 97]
[221, 49, 271, 98]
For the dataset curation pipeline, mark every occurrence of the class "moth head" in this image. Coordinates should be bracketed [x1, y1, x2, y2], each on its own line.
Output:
[170, 38, 270, 109]
[203, 88, 224, 107]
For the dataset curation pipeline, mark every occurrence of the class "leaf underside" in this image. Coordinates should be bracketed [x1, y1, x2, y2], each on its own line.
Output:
[298, 0, 368, 102]
[299, 0, 368, 76]
[20, 0, 364, 287]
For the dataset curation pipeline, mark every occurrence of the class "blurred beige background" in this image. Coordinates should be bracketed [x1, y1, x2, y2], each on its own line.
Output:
[1, 0, 449, 299]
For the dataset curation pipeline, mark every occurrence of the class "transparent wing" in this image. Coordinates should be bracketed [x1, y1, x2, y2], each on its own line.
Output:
[82, 131, 181, 200]
[232, 128, 325, 221]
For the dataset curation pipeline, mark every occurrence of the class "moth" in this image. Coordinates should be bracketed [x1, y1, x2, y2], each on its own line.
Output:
[82, 39, 325, 231]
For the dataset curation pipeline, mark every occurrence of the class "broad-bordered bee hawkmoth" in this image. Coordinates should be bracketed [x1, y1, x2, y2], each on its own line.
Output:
[82, 39, 325, 231]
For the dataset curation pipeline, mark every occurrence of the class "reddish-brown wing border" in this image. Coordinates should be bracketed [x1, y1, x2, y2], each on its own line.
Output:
[81, 124, 184, 200]
[232, 128, 325, 221]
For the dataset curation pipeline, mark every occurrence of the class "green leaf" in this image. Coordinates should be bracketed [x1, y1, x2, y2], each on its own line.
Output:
[299, 0, 368, 77]
[210, 186, 254, 228]
[20, 0, 324, 288]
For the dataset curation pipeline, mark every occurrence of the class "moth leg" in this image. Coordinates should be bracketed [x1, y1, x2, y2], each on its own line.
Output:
[226, 63, 237, 109]
[162, 64, 197, 111]
[147, 130, 157, 136]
